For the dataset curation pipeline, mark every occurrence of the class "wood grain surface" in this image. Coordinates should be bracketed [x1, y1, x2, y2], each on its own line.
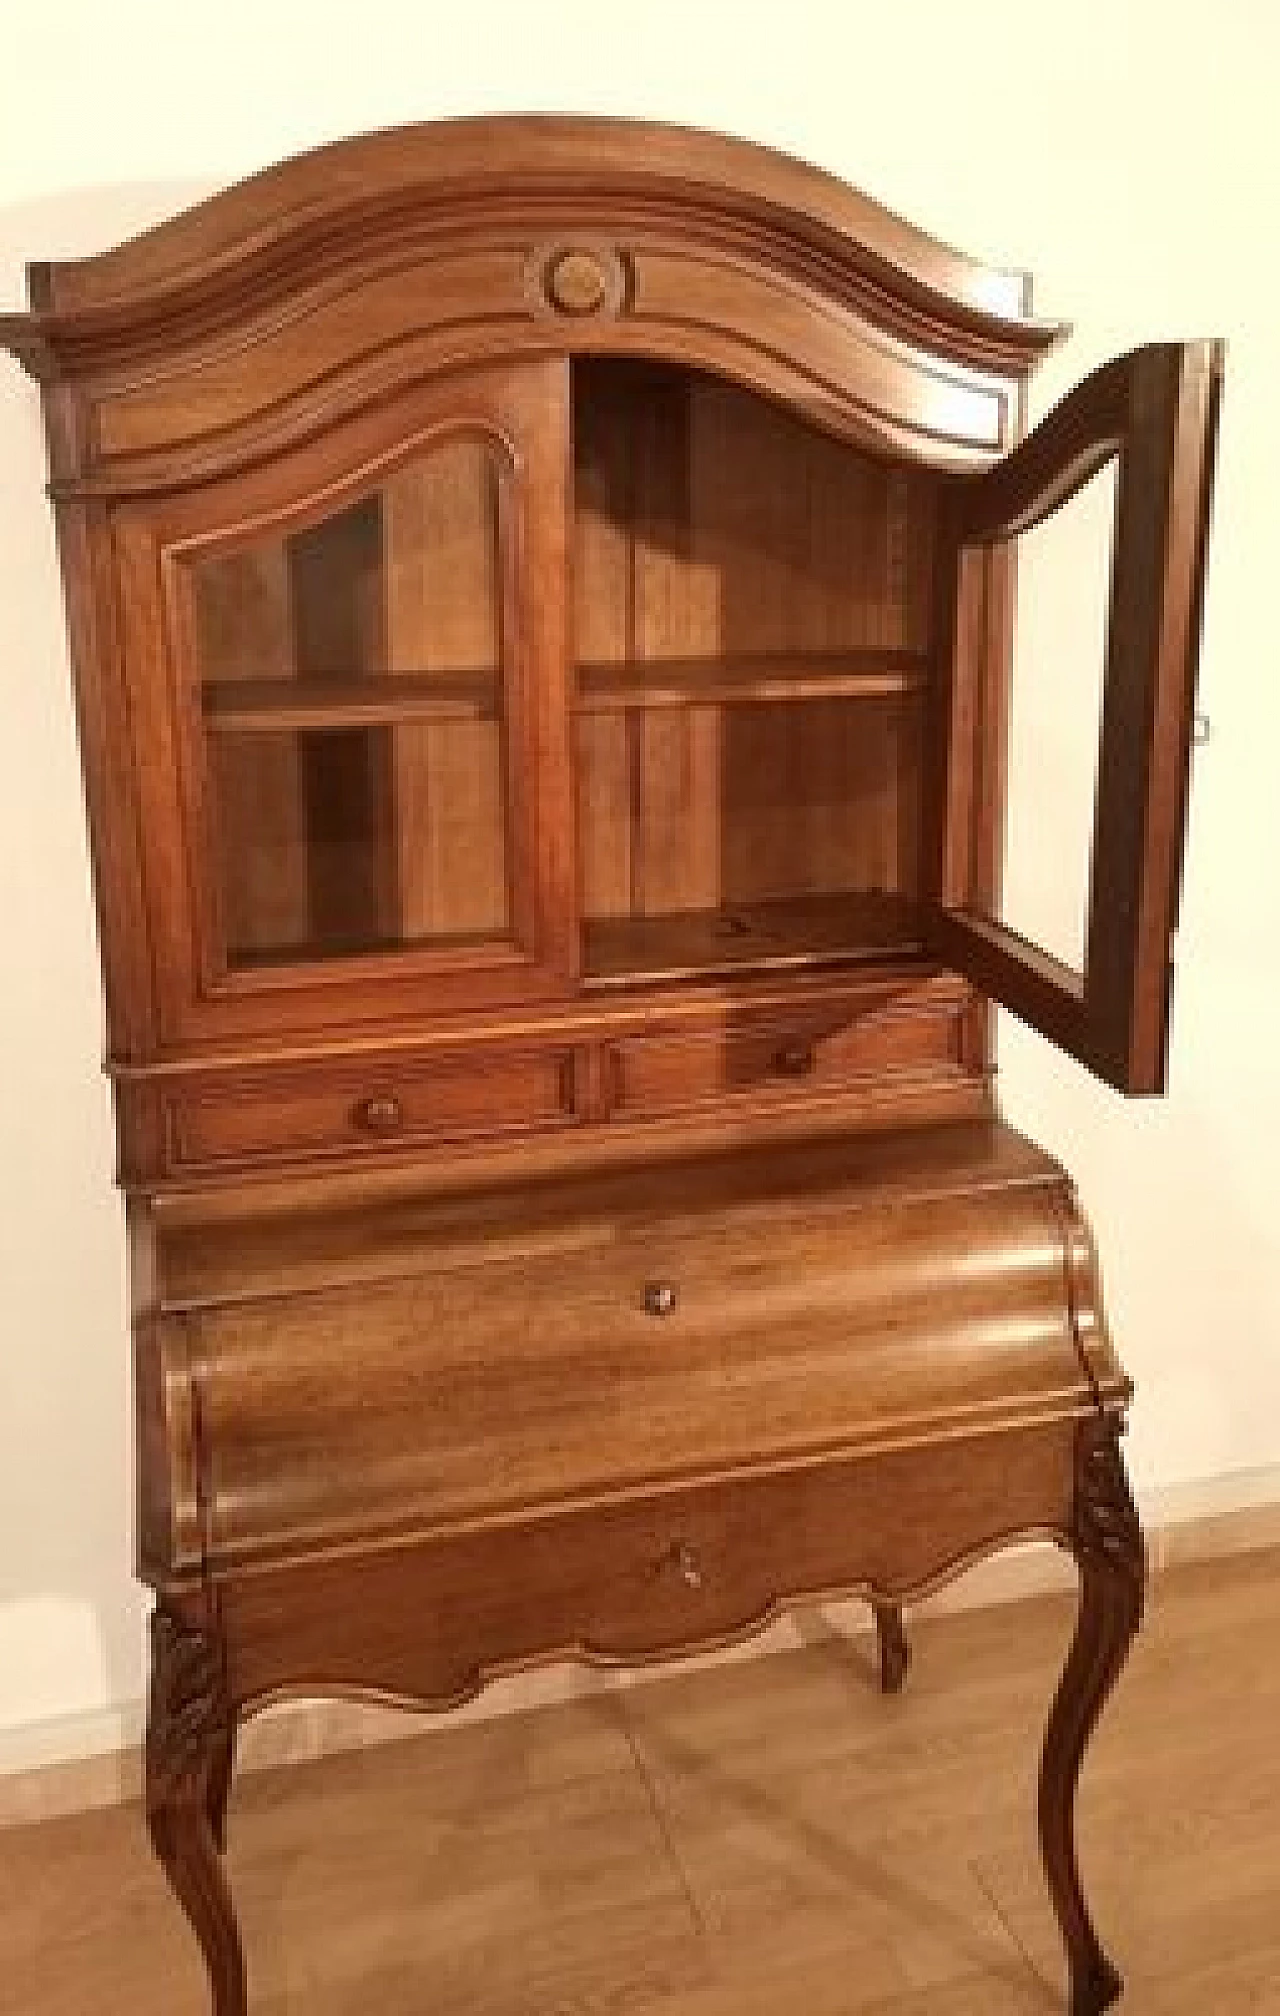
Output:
[0, 116, 1226, 2016]
[2, 1546, 1276, 2015]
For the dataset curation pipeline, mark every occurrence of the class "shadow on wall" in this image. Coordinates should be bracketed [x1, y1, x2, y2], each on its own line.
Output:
[0, 183, 213, 1761]
[997, 981, 1280, 1499]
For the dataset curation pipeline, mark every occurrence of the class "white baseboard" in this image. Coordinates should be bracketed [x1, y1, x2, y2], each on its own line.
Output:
[2, 1459, 1277, 1830]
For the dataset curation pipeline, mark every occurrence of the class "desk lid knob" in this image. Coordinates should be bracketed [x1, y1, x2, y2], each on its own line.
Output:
[351, 1092, 404, 1134]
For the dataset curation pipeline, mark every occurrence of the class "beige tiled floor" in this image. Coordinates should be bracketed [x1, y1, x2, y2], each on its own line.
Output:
[2, 1546, 1279, 2013]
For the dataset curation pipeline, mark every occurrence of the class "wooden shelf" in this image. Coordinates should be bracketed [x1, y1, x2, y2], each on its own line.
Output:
[228, 923, 512, 970]
[575, 650, 928, 714]
[203, 671, 500, 734]
[584, 892, 923, 986]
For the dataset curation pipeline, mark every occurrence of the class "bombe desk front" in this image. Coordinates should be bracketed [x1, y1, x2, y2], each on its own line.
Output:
[0, 118, 1221, 2015]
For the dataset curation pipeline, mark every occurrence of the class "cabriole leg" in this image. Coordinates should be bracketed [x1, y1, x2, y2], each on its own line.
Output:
[873, 1600, 911, 1694]
[1039, 1420, 1145, 2015]
[145, 1606, 247, 2016]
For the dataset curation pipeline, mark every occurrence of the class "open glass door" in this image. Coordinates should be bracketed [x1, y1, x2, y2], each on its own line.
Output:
[928, 341, 1222, 1093]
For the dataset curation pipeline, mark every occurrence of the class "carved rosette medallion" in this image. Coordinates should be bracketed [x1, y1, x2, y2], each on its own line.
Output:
[527, 242, 629, 322]
[547, 249, 608, 314]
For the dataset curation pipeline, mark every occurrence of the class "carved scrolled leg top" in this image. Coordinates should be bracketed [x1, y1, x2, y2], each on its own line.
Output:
[873, 1600, 911, 1695]
[1039, 1419, 1146, 2016]
[145, 1606, 246, 2016]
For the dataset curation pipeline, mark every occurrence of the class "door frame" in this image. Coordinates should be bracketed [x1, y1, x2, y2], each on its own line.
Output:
[927, 341, 1223, 1094]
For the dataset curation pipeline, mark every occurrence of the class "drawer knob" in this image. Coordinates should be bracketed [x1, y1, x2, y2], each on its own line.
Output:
[672, 1541, 703, 1590]
[643, 1281, 678, 1318]
[772, 1040, 815, 1078]
[351, 1092, 404, 1135]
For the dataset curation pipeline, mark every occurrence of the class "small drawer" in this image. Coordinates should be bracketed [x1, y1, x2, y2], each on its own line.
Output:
[610, 991, 964, 1119]
[167, 1046, 576, 1170]
[223, 1418, 1085, 1703]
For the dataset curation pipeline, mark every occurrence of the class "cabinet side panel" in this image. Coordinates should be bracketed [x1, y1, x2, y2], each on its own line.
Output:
[50, 466, 160, 1061]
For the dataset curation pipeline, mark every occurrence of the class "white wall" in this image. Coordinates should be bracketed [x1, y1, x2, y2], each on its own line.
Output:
[2, 0, 1277, 1762]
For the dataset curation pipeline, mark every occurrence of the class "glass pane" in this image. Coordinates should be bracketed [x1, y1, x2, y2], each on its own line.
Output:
[985, 460, 1118, 974]
[188, 438, 513, 968]
[210, 722, 509, 965]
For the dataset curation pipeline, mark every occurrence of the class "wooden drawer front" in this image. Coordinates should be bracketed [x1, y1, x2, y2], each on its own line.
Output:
[221, 1418, 1083, 1708]
[612, 994, 964, 1119]
[168, 1048, 574, 1170]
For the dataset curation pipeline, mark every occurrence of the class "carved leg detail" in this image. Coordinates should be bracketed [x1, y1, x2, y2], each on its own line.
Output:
[873, 1601, 911, 1695]
[206, 1719, 236, 1856]
[145, 1608, 246, 2016]
[1039, 1421, 1145, 2016]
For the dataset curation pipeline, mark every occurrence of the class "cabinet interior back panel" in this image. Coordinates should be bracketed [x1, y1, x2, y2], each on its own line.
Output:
[200, 440, 513, 964]
[573, 362, 935, 935]
[382, 441, 509, 943]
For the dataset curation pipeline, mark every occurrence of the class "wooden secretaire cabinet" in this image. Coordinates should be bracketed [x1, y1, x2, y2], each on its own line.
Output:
[1, 119, 1221, 2014]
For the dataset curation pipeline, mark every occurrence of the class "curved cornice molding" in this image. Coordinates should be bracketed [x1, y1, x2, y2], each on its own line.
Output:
[0, 117, 1065, 385]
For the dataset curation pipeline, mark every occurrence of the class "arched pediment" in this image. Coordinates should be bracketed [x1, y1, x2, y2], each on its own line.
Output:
[1, 117, 1064, 491]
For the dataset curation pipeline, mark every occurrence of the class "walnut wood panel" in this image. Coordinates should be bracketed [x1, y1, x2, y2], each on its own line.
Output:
[19, 119, 1043, 327]
[1, 121, 1060, 497]
[85, 245, 1012, 487]
[382, 436, 509, 942]
[133, 1116, 1092, 1583]
[3, 121, 1029, 1122]
[25, 245, 1021, 498]
[573, 363, 933, 939]
[217, 1418, 1084, 1709]
[45, 489, 159, 1065]
[287, 499, 397, 954]
[141, 1116, 1055, 1307]
[138, 1129, 1124, 1578]
[166, 1044, 576, 1171]
[1, 126, 1193, 2016]
[930, 342, 1223, 1092]
[114, 969, 977, 1189]
[192, 544, 308, 956]
[607, 983, 965, 1119]
[577, 650, 927, 711]
[109, 358, 576, 1046]
[202, 671, 498, 730]
[582, 891, 924, 985]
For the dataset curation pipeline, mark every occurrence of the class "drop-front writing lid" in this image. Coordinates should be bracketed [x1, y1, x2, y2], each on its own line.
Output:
[136, 1120, 1125, 1571]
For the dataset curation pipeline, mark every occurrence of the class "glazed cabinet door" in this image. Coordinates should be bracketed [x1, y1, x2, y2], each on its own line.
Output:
[114, 360, 575, 1044]
[929, 341, 1222, 1092]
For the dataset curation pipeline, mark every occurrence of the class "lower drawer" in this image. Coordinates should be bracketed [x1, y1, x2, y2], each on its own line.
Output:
[218, 1417, 1084, 1709]
[167, 1044, 576, 1169]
